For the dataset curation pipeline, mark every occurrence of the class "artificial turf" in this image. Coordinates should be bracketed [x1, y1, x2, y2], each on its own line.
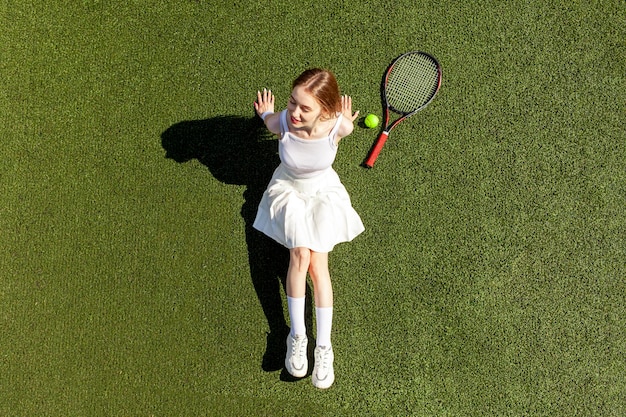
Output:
[1, 0, 625, 415]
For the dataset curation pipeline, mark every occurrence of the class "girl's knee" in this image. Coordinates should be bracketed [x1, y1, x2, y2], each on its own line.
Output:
[308, 252, 329, 281]
[290, 247, 311, 272]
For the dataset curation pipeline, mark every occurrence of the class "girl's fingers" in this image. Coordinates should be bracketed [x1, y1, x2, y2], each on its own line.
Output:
[341, 95, 359, 120]
[257, 88, 274, 104]
[343, 95, 353, 112]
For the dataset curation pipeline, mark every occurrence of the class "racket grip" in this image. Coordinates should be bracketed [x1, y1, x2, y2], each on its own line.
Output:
[363, 131, 389, 168]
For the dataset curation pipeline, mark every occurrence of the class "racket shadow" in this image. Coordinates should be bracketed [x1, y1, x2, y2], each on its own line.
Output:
[160, 115, 314, 373]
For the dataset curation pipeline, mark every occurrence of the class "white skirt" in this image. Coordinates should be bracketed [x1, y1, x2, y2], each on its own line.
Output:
[253, 164, 365, 253]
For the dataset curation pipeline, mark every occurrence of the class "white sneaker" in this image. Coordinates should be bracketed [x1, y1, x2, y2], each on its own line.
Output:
[312, 346, 334, 389]
[285, 334, 308, 378]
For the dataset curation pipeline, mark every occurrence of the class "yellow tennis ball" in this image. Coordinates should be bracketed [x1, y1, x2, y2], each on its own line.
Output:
[364, 114, 379, 128]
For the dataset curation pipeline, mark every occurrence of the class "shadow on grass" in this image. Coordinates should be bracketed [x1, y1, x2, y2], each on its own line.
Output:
[161, 115, 313, 376]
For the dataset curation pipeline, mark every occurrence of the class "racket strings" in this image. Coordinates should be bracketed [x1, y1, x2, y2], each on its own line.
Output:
[386, 53, 440, 114]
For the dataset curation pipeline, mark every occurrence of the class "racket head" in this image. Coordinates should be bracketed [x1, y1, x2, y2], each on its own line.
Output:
[383, 51, 442, 117]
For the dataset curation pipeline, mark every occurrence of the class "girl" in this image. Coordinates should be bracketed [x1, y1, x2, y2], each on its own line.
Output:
[253, 69, 364, 389]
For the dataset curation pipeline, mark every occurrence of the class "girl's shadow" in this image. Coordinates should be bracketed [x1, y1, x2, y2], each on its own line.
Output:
[161, 115, 313, 375]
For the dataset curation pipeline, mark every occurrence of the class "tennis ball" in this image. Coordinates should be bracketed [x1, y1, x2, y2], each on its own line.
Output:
[364, 114, 379, 128]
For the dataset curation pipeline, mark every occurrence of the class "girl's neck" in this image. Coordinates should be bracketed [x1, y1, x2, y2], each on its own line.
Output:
[289, 113, 337, 140]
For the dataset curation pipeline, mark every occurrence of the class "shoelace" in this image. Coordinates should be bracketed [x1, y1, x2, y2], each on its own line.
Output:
[292, 336, 307, 362]
[316, 348, 332, 377]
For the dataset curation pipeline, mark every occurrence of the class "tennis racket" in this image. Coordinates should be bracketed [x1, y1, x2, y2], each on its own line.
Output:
[363, 51, 442, 168]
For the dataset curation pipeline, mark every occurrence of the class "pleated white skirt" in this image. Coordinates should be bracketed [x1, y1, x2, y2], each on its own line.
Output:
[253, 164, 365, 253]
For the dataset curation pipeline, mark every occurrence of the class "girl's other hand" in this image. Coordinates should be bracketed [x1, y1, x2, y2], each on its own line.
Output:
[341, 95, 359, 122]
[254, 88, 275, 117]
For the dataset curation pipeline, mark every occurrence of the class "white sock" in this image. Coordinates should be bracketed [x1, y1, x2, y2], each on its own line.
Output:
[315, 306, 333, 348]
[287, 296, 306, 337]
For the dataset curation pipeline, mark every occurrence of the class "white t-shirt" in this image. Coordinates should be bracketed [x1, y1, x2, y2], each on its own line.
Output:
[278, 110, 343, 178]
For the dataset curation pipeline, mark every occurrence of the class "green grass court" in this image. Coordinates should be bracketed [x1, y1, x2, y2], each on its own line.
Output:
[2, 1, 625, 415]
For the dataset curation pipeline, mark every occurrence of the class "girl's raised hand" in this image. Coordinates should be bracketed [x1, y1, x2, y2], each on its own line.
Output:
[341, 95, 359, 122]
[254, 88, 275, 117]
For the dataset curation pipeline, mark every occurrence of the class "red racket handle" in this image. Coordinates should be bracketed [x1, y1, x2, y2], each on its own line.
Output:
[363, 131, 389, 168]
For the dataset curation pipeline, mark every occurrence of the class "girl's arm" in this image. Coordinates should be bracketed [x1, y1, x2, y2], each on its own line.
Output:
[336, 95, 359, 142]
[254, 89, 281, 135]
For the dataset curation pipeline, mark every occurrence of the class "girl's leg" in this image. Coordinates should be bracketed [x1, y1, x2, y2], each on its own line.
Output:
[286, 247, 310, 299]
[308, 250, 335, 388]
[286, 247, 310, 336]
[308, 251, 332, 307]
[285, 247, 311, 377]
[308, 251, 333, 346]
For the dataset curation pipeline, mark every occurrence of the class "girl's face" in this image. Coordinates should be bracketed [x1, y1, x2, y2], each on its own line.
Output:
[287, 85, 327, 130]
